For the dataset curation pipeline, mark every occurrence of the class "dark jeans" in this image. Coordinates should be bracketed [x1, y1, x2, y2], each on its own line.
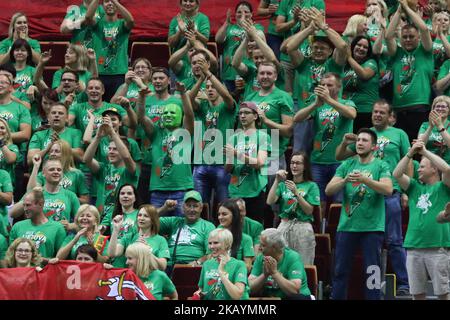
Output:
[242, 191, 266, 225]
[137, 164, 151, 204]
[99, 74, 125, 103]
[385, 192, 409, 288]
[353, 112, 373, 134]
[332, 231, 384, 300]
[394, 105, 429, 143]
[150, 190, 187, 217]
[311, 163, 343, 204]
[267, 34, 283, 61]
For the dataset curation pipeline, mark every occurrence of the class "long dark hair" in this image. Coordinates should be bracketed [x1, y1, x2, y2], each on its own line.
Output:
[111, 184, 141, 222]
[350, 35, 373, 63]
[218, 199, 242, 259]
[288, 151, 313, 182]
[10, 39, 33, 66]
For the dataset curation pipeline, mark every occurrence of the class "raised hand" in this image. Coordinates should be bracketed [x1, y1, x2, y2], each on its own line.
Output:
[116, 96, 131, 109]
[275, 169, 288, 182]
[40, 50, 52, 65]
[175, 81, 186, 94]
[86, 48, 96, 61]
[343, 133, 358, 146]
[32, 154, 42, 167]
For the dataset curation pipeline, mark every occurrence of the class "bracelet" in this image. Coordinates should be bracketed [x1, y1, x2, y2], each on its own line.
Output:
[438, 127, 445, 133]
[406, 153, 413, 159]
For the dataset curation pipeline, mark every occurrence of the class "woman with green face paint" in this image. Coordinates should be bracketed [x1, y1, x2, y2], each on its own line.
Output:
[137, 82, 195, 217]
[224, 102, 270, 224]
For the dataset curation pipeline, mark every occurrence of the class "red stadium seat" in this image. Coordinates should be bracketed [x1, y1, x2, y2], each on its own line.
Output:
[304, 265, 318, 298]
[311, 205, 322, 234]
[325, 203, 341, 249]
[314, 233, 332, 285]
[39, 41, 69, 67]
[130, 42, 170, 68]
[171, 264, 202, 300]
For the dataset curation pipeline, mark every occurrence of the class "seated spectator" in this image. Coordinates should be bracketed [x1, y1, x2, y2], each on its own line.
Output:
[56, 204, 109, 262]
[365, 0, 388, 42]
[10, 39, 35, 98]
[109, 204, 170, 270]
[248, 228, 311, 299]
[267, 151, 320, 265]
[5, 238, 41, 268]
[125, 242, 178, 300]
[0, 118, 19, 187]
[195, 228, 249, 300]
[0, 13, 41, 65]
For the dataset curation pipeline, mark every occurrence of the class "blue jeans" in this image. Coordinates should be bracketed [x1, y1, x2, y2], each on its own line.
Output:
[150, 190, 186, 217]
[193, 165, 230, 205]
[311, 163, 343, 203]
[267, 34, 283, 61]
[293, 120, 314, 155]
[385, 192, 409, 288]
[332, 231, 384, 300]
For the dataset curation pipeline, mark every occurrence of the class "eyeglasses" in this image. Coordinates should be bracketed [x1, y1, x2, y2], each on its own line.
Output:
[135, 66, 150, 70]
[16, 249, 32, 254]
[61, 78, 76, 82]
[184, 204, 201, 209]
[238, 111, 254, 115]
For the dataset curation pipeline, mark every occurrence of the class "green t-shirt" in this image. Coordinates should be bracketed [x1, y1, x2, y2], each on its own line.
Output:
[251, 248, 311, 298]
[310, 98, 356, 164]
[100, 209, 138, 237]
[228, 129, 271, 198]
[114, 81, 155, 110]
[432, 37, 450, 73]
[168, 12, 210, 53]
[243, 217, 263, 245]
[342, 59, 380, 113]
[69, 101, 127, 135]
[0, 170, 13, 238]
[241, 60, 285, 100]
[193, 100, 237, 165]
[149, 122, 194, 191]
[94, 163, 139, 221]
[265, 0, 283, 36]
[335, 157, 391, 232]
[43, 189, 80, 223]
[15, 65, 35, 94]
[0, 38, 41, 55]
[29, 127, 83, 151]
[9, 219, 66, 258]
[159, 217, 215, 265]
[64, 4, 105, 48]
[0, 100, 31, 134]
[276, 180, 320, 221]
[61, 233, 109, 260]
[246, 87, 294, 156]
[404, 179, 450, 248]
[293, 57, 344, 109]
[419, 121, 450, 164]
[222, 23, 264, 80]
[138, 95, 182, 165]
[37, 168, 89, 197]
[141, 269, 176, 300]
[0, 234, 7, 260]
[438, 59, 450, 96]
[52, 69, 92, 90]
[92, 18, 130, 75]
[0, 144, 19, 186]
[390, 44, 434, 109]
[96, 136, 141, 164]
[199, 257, 249, 300]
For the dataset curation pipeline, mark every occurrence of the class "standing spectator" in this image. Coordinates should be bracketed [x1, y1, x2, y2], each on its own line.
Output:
[0, 118, 19, 187]
[336, 100, 411, 296]
[393, 140, 450, 300]
[195, 228, 250, 300]
[10, 39, 35, 98]
[224, 102, 270, 224]
[90, 0, 135, 102]
[293, 73, 356, 215]
[267, 151, 320, 265]
[215, 1, 265, 92]
[385, 0, 433, 142]
[365, 0, 388, 42]
[326, 128, 393, 300]
[136, 82, 194, 216]
[9, 187, 66, 261]
[168, 0, 210, 53]
[343, 36, 380, 132]
[60, 0, 105, 48]
[418, 96, 450, 164]
[125, 242, 178, 300]
[249, 228, 311, 299]
[430, 11, 450, 74]
[257, 0, 282, 59]
[0, 13, 41, 65]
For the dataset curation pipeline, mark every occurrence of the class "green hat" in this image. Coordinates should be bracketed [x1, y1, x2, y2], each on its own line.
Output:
[183, 190, 202, 203]
[102, 107, 122, 119]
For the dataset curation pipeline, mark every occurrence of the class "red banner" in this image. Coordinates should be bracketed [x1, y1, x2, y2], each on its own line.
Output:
[0, 261, 155, 300]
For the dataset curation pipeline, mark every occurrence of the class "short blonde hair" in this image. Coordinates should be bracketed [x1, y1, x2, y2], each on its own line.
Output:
[432, 95, 450, 110]
[125, 242, 159, 278]
[343, 15, 368, 38]
[208, 228, 233, 251]
[0, 118, 13, 145]
[66, 44, 88, 71]
[5, 238, 42, 268]
[75, 204, 100, 228]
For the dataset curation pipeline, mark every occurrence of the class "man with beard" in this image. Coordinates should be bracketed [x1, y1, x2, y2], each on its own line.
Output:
[326, 128, 393, 300]
[88, 0, 135, 101]
[385, 0, 433, 141]
[137, 82, 194, 217]
[9, 187, 66, 261]
[27, 103, 84, 165]
[294, 73, 356, 216]
[335, 100, 411, 295]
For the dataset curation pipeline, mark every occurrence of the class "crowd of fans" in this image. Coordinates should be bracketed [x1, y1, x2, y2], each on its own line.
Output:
[0, 0, 449, 300]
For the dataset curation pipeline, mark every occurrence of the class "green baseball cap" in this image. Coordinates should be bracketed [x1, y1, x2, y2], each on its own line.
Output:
[183, 190, 202, 203]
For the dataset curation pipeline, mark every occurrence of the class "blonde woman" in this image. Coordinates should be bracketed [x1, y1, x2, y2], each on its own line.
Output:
[0, 13, 41, 65]
[125, 242, 178, 300]
[342, 14, 369, 44]
[5, 238, 42, 268]
[56, 204, 109, 262]
[0, 118, 19, 184]
[432, 11, 450, 72]
[365, 0, 388, 42]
